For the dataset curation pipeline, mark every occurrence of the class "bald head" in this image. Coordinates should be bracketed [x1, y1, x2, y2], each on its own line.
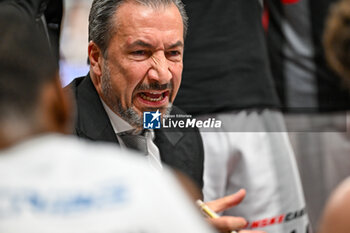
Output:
[319, 177, 350, 233]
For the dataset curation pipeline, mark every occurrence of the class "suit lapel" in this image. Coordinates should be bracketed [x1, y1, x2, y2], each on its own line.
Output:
[73, 74, 118, 143]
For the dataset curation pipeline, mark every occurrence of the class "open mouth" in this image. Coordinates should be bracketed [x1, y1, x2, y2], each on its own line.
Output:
[138, 91, 169, 103]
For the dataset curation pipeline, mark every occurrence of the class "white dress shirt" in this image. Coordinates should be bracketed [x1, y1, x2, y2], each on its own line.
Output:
[101, 99, 163, 171]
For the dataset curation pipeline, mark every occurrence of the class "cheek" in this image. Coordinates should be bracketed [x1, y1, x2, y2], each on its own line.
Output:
[112, 63, 141, 87]
[172, 63, 183, 89]
[120, 64, 149, 102]
[125, 68, 145, 95]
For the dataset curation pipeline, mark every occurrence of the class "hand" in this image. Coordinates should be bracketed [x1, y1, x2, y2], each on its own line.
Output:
[205, 189, 266, 233]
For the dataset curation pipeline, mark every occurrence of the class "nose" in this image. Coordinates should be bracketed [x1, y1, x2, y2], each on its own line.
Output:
[147, 52, 172, 84]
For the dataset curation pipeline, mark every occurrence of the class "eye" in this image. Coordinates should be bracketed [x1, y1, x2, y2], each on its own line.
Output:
[129, 50, 151, 61]
[166, 50, 182, 61]
[167, 50, 181, 56]
[132, 50, 147, 56]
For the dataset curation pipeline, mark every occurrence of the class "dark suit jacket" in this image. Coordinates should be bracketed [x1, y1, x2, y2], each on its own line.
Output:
[67, 74, 204, 189]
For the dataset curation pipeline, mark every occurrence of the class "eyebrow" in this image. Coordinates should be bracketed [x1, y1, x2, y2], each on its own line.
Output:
[129, 40, 153, 48]
[167, 41, 184, 49]
[128, 40, 184, 49]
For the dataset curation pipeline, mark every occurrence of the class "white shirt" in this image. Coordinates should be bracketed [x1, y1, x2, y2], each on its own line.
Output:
[0, 134, 215, 233]
[101, 100, 163, 171]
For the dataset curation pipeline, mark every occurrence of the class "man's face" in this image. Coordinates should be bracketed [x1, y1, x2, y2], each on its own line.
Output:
[96, 2, 184, 128]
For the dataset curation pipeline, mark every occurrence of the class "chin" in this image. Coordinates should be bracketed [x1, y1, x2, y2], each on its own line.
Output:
[146, 103, 172, 114]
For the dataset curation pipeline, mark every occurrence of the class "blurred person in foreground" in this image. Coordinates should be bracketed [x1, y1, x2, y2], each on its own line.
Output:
[0, 10, 230, 233]
[318, 2, 350, 232]
[67, 0, 265, 232]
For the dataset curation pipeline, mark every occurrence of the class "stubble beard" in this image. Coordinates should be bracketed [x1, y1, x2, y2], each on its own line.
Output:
[101, 62, 173, 129]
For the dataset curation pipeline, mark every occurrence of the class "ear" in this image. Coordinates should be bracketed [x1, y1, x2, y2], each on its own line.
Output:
[88, 41, 105, 95]
[88, 41, 103, 78]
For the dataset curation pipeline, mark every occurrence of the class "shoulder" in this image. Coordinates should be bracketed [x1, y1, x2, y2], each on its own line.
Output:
[64, 75, 87, 93]
[160, 105, 203, 146]
[169, 105, 201, 134]
[165, 105, 203, 143]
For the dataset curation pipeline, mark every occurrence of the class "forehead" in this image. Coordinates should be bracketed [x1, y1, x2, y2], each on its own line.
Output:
[112, 1, 184, 44]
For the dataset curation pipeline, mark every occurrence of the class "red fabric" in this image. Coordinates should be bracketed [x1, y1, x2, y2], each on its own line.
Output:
[281, 0, 300, 4]
[262, 3, 269, 31]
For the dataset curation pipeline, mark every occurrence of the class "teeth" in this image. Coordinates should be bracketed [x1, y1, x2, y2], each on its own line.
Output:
[140, 93, 163, 102]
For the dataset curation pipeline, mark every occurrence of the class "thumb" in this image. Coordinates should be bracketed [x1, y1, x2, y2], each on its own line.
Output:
[206, 189, 246, 213]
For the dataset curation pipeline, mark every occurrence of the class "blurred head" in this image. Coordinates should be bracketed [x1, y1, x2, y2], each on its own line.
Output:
[88, 0, 187, 128]
[318, 177, 350, 233]
[324, 0, 350, 84]
[0, 11, 71, 147]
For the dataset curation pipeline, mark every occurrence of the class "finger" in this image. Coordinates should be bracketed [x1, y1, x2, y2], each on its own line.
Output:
[206, 189, 246, 212]
[207, 216, 247, 233]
